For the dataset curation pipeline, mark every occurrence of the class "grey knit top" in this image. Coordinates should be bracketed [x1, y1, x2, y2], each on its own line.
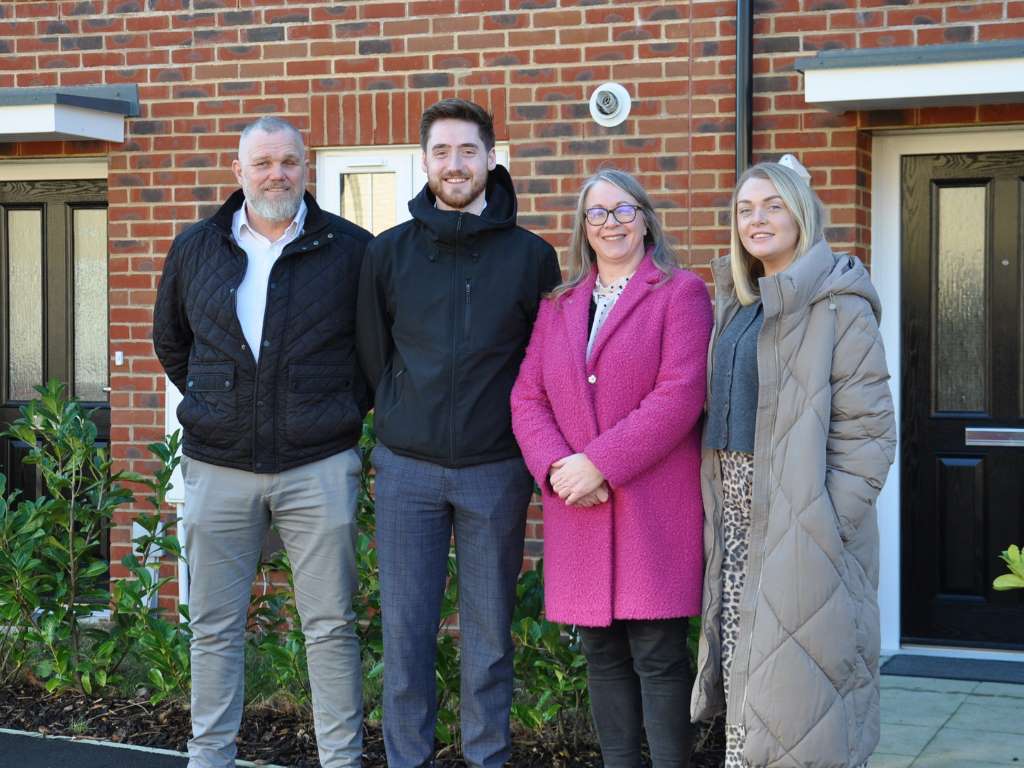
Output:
[704, 301, 762, 453]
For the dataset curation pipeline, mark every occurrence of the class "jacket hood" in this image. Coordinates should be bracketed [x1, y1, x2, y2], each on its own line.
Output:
[759, 239, 882, 323]
[408, 163, 518, 243]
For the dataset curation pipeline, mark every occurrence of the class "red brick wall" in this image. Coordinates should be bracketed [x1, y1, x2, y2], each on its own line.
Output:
[1, 0, 1023, 604]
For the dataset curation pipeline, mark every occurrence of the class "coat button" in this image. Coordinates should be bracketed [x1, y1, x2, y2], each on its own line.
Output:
[224, 380, 231, 388]
[587, 374, 597, 384]
[262, 339, 270, 348]
[187, 380, 194, 388]
[313, 240, 319, 246]
[327, 233, 334, 239]
[241, 343, 247, 351]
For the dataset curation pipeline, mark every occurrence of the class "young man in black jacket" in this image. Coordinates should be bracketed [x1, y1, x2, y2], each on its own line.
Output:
[357, 99, 561, 768]
[153, 117, 370, 768]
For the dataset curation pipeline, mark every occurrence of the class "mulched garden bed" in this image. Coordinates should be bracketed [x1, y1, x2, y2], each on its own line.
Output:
[0, 680, 725, 767]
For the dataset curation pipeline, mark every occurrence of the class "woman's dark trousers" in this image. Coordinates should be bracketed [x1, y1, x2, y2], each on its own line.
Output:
[578, 618, 694, 768]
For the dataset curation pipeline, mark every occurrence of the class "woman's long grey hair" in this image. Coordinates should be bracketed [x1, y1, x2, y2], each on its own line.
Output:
[550, 168, 676, 299]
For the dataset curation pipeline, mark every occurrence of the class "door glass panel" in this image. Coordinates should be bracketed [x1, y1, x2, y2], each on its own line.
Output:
[935, 185, 986, 412]
[73, 208, 108, 402]
[7, 209, 43, 401]
[341, 172, 396, 235]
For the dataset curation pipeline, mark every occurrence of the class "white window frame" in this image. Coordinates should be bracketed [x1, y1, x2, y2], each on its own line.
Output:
[316, 144, 510, 230]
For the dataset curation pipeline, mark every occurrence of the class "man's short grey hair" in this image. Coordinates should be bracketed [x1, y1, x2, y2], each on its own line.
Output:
[238, 116, 305, 157]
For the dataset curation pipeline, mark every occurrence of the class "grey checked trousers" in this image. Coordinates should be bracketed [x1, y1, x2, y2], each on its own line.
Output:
[372, 445, 534, 768]
[180, 450, 363, 768]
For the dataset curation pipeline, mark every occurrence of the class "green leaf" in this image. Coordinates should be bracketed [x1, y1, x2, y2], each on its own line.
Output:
[148, 668, 166, 689]
[81, 559, 109, 578]
[993, 573, 1024, 591]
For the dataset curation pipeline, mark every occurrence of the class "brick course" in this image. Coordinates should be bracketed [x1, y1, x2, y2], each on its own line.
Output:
[1, 0, 1022, 600]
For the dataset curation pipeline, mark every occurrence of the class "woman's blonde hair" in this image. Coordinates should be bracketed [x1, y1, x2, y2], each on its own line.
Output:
[551, 168, 675, 299]
[729, 161, 825, 305]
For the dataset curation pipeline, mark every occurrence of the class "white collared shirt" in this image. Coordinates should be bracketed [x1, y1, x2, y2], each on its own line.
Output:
[231, 199, 307, 361]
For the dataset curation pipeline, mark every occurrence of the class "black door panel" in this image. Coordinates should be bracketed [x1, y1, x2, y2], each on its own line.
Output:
[901, 152, 1024, 650]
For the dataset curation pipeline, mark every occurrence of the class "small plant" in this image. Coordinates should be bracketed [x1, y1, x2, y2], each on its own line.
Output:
[248, 548, 311, 712]
[0, 381, 185, 699]
[0, 477, 52, 686]
[511, 563, 591, 747]
[109, 430, 191, 704]
[993, 545, 1024, 591]
[2, 381, 134, 694]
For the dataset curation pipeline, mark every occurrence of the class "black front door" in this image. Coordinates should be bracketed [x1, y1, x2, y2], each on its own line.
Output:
[0, 179, 110, 507]
[901, 151, 1024, 650]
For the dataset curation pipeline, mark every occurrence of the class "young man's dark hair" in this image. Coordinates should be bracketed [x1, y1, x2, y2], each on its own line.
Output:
[419, 97, 496, 151]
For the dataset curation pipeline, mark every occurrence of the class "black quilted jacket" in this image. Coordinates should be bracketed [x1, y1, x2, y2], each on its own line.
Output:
[153, 190, 372, 473]
[357, 165, 561, 467]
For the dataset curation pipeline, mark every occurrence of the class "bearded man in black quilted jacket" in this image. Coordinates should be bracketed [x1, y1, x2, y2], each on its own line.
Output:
[152, 116, 371, 768]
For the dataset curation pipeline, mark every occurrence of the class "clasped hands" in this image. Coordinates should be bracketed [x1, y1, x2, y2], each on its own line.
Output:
[549, 453, 609, 507]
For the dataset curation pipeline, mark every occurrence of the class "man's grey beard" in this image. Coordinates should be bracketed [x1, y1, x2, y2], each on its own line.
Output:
[246, 189, 302, 222]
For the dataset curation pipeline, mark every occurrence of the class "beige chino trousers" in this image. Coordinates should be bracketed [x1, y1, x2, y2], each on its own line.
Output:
[180, 449, 362, 768]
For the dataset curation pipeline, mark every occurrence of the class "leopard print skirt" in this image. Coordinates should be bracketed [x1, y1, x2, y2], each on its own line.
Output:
[718, 450, 867, 768]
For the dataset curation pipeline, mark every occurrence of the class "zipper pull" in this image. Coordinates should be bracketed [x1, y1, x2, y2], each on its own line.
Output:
[828, 290, 836, 311]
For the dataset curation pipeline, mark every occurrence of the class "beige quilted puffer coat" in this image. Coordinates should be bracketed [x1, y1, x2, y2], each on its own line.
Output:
[690, 240, 897, 767]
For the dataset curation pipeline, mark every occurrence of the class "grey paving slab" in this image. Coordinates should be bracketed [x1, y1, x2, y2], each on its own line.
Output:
[974, 681, 1024, 699]
[875, 722, 940, 757]
[945, 694, 1023, 735]
[881, 674, 980, 695]
[880, 687, 967, 727]
[869, 754, 915, 768]
[909, 760, 1008, 768]
[917, 725, 1024, 764]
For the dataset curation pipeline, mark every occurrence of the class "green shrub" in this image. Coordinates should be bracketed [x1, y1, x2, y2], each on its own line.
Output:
[0, 381, 135, 693]
[0, 381, 185, 698]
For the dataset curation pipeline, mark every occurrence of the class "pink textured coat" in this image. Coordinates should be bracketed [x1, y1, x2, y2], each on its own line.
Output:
[511, 255, 712, 627]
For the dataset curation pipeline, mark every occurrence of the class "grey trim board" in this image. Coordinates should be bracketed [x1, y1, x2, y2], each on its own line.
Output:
[0, 85, 140, 117]
[795, 40, 1024, 72]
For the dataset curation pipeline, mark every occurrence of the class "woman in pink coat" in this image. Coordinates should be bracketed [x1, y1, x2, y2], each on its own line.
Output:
[511, 169, 712, 768]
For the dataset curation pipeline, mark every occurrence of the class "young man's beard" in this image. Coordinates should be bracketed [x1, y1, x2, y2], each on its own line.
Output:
[428, 172, 487, 211]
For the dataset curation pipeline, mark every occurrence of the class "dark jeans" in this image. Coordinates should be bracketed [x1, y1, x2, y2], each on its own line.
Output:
[578, 618, 694, 768]
[372, 445, 534, 768]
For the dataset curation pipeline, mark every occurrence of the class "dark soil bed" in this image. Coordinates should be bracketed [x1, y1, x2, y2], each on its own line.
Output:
[0, 681, 725, 767]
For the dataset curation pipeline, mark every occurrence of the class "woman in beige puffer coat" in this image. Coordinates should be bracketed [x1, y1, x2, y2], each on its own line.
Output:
[690, 162, 897, 768]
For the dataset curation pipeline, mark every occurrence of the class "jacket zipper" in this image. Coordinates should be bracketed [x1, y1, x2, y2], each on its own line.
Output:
[464, 279, 472, 340]
[697, 286, 736, 701]
[245, 229, 321, 472]
[739, 278, 784, 719]
[449, 214, 463, 464]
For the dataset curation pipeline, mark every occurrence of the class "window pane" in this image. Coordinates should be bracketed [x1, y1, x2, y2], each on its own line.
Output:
[7, 209, 43, 401]
[73, 208, 108, 402]
[936, 185, 986, 412]
[341, 172, 396, 235]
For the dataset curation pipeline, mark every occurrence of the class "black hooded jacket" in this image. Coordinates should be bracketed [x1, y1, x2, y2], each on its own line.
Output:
[153, 190, 372, 473]
[357, 165, 561, 468]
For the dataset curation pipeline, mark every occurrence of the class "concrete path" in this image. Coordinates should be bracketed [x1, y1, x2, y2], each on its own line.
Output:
[874, 675, 1024, 767]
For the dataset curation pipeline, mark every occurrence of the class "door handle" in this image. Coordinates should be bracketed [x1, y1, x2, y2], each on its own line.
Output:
[964, 427, 1024, 447]
[102, 386, 112, 393]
